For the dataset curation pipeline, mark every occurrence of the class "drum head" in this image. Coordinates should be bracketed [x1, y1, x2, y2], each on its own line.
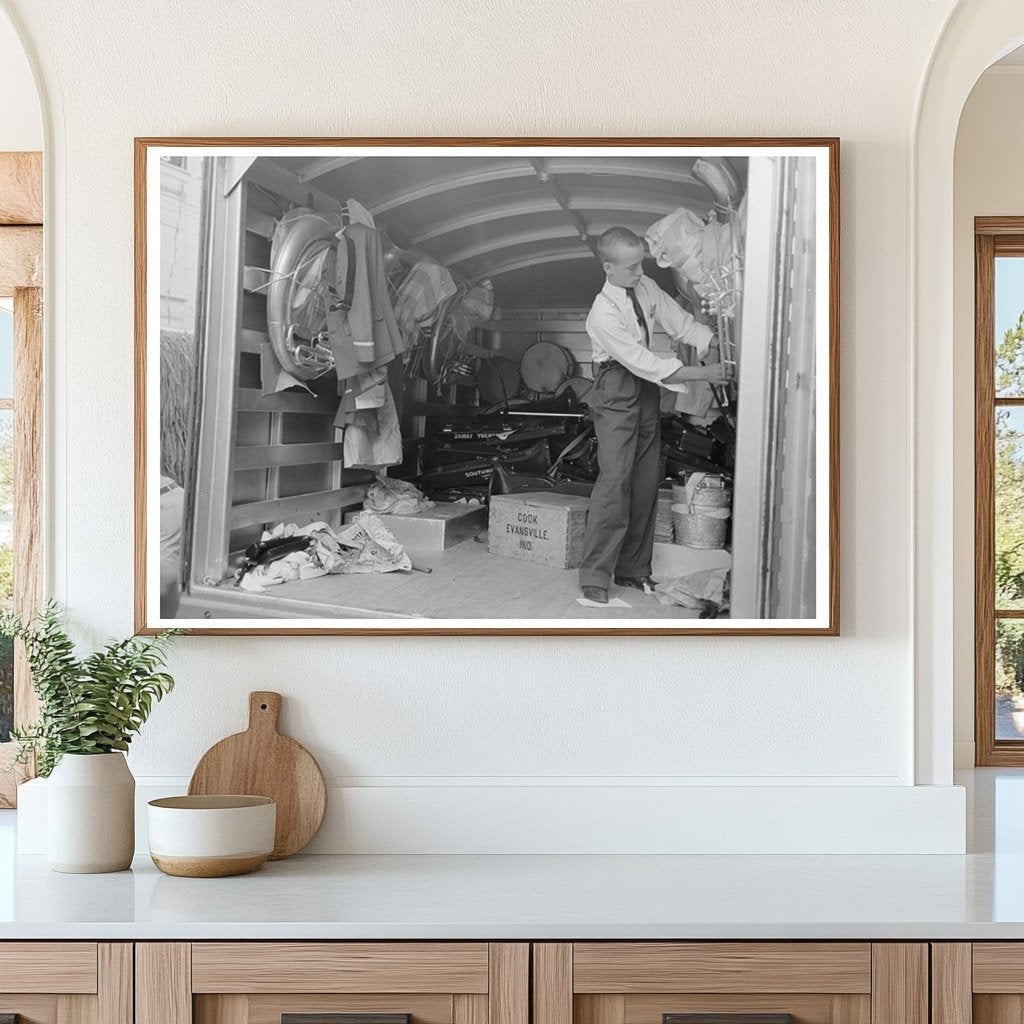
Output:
[476, 356, 522, 404]
[520, 341, 576, 394]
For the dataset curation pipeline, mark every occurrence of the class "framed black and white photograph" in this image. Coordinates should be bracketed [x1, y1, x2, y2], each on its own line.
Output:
[135, 138, 838, 635]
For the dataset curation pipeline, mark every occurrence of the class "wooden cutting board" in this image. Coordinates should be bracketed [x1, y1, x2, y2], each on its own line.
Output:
[188, 691, 326, 859]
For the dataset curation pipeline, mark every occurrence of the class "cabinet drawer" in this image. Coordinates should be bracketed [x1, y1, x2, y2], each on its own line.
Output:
[139, 943, 528, 1024]
[534, 944, 926, 1024]
[0, 943, 130, 1024]
[572, 944, 872, 994]
[0, 942, 99, 993]
[191, 943, 491, 993]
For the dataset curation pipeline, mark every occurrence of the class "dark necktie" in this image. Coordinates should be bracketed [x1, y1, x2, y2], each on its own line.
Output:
[626, 287, 650, 348]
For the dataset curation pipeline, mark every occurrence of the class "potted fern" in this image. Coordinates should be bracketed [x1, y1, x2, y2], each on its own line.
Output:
[2, 603, 179, 873]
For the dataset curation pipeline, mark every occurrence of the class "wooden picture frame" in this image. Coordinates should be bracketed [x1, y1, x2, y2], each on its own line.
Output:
[135, 137, 839, 636]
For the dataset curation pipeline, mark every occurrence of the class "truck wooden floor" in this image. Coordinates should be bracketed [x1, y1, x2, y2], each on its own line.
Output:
[179, 536, 732, 621]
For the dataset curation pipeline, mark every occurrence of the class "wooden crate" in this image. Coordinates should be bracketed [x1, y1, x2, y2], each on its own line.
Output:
[488, 492, 590, 569]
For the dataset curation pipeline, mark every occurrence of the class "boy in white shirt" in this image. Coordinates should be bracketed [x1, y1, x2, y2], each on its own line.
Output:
[579, 227, 729, 605]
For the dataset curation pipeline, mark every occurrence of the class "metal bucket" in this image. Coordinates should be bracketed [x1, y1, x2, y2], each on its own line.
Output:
[671, 503, 730, 549]
[692, 487, 731, 510]
[691, 475, 731, 509]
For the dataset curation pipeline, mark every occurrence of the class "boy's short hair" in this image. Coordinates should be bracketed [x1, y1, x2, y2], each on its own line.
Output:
[597, 226, 644, 264]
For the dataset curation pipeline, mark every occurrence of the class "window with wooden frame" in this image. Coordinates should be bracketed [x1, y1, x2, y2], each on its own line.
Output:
[0, 151, 44, 806]
[976, 217, 1024, 765]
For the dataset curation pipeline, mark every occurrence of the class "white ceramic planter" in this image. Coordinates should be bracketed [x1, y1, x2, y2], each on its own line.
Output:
[46, 752, 135, 873]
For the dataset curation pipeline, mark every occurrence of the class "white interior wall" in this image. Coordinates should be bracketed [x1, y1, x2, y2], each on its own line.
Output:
[0, 13, 40, 152]
[952, 65, 1024, 768]
[0, 0, 981, 853]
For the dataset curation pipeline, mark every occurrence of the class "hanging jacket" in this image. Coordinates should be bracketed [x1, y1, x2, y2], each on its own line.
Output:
[326, 221, 405, 380]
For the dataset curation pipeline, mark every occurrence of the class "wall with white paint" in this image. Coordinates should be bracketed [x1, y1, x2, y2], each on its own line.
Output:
[2, 0, 1009, 852]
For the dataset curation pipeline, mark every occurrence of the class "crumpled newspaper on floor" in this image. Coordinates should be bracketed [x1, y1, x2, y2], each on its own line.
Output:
[336, 511, 412, 574]
[654, 568, 729, 618]
[363, 476, 434, 516]
[238, 515, 410, 592]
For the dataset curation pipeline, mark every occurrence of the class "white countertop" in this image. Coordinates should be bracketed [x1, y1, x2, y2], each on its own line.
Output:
[0, 849, 1022, 940]
[1, 769, 1022, 941]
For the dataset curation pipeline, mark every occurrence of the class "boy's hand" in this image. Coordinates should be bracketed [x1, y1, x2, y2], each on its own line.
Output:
[693, 364, 731, 383]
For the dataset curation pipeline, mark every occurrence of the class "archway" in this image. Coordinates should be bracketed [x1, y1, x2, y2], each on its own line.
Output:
[0, 6, 45, 809]
[913, 0, 1024, 785]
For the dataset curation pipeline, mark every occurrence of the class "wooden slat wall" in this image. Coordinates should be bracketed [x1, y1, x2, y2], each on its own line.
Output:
[226, 168, 359, 550]
[572, 943, 873, 994]
[234, 442, 345, 471]
[246, 209, 276, 238]
[239, 330, 266, 355]
[243, 161, 340, 218]
[190, 942, 490, 994]
[0, 942, 98, 993]
[230, 484, 368, 530]
[236, 388, 337, 416]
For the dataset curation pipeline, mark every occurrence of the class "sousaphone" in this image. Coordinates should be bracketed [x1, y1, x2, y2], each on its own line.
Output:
[266, 207, 340, 381]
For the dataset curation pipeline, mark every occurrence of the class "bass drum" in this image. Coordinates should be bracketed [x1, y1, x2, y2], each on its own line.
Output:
[519, 341, 576, 394]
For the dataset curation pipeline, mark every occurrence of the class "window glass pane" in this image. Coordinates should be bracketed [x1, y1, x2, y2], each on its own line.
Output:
[0, 306, 13, 399]
[997, 620, 1024, 740]
[0, 409, 10, 742]
[996, 256, 1024, 397]
[997, 407, 1024, 609]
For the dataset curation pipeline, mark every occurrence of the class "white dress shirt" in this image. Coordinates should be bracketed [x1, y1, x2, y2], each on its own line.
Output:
[586, 275, 715, 385]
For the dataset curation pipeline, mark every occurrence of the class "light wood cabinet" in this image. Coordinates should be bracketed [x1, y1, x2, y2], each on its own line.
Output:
[136, 944, 528, 1024]
[0, 937, 967, 1024]
[932, 943, 1024, 1024]
[532, 943, 928, 1024]
[0, 943, 132, 1024]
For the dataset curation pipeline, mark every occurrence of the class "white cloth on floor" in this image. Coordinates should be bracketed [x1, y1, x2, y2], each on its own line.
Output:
[363, 477, 434, 516]
[654, 568, 729, 612]
[236, 517, 410, 591]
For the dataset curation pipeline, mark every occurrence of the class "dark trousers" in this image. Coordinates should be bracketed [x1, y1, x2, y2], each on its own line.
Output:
[579, 363, 662, 589]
